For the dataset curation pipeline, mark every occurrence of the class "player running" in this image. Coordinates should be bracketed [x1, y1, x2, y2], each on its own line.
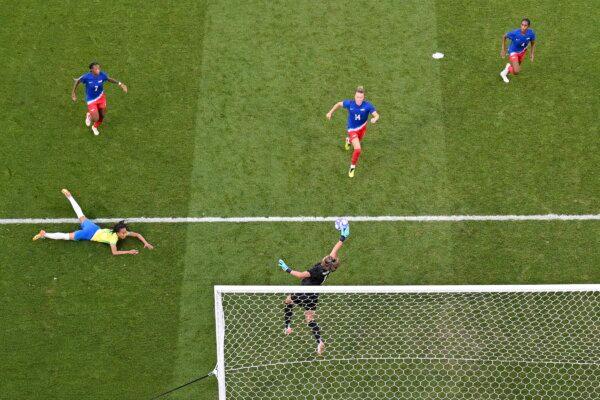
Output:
[32, 189, 153, 256]
[277, 220, 350, 355]
[500, 19, 536, 83]
[71, 62, 128, 136]
[326, 86, 379, 177]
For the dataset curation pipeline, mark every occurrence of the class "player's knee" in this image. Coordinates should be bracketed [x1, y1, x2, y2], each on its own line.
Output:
[284, 296, 293, 305]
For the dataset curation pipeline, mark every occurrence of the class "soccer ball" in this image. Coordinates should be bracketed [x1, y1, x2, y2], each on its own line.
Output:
[335, 218, 349, 231]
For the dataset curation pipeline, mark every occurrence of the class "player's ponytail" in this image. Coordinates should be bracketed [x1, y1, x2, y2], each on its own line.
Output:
[356, 86, 365, 94]
[89, 61, 100, 70]
[111, 220, 129, 233]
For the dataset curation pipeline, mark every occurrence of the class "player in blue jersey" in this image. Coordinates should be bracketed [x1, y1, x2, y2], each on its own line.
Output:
[71, 62, 128, 135]
[500, 19, 536, 83]
[326, 86, 379, 177]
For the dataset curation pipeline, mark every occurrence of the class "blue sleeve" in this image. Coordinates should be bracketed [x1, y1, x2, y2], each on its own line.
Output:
[531, 30, 536, 41]
[342, 100, 351, 109]
[506, 30, 515, 40]
[369, 103, 377, 114]
[78, 75, 87, 84]
[101, 72, 109, 80]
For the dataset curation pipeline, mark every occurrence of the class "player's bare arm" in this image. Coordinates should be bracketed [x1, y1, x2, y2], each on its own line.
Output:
[500, 34, 507, 58]
[530, 40, 535, 61]
[127, 231, 154, 249]
[370, 111, 380, 124]
[71, 78, 80, 101]
[110, 243, 139, 256]
[326, 101, 343, 120]
[108, 77, 128, 93]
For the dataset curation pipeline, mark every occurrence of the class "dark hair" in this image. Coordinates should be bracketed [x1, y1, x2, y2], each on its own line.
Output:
[89, 62, 100, 70]
[321, 255, 340, 271]
[356, 86, 365, 94]
[111, 220, 129, 233]
[521, 18, 531, 26]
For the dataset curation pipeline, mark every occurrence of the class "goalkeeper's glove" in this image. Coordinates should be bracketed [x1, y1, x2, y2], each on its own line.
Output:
[278, 259, 292, 273]
[339, 224, 350, 242]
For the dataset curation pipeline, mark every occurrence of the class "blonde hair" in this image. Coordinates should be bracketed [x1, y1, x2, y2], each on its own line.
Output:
[321, 255, 340, 271]
[355, 86, 365, 94]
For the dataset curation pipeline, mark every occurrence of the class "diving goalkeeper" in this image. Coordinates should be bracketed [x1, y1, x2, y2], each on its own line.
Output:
[278, 219, 350, 355]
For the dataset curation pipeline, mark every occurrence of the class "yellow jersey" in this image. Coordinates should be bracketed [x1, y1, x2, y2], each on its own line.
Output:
[91, 229, 119, 245]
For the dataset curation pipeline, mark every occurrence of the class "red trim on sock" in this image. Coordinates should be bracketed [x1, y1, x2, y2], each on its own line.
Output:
[351, 148, 362, 165]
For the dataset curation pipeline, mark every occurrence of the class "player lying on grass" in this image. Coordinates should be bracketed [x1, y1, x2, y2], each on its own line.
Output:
[71, 62, 128, 136]
[326, 86, 379, 178]
[277, 219, 350, 355]
[500, 18, 536, 83]
[33, 189, 153, 256]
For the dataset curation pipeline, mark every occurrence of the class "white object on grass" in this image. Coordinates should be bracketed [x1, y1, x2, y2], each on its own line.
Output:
[432, 52, 444, 59]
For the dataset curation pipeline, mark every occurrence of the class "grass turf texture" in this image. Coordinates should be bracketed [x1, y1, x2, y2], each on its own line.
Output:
[0, 0, 598, 399]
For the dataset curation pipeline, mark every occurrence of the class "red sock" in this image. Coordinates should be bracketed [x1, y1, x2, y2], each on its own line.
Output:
[93, 116, 103, 128]
[508, 65, 514, 75]
[351, 148, 362, 165]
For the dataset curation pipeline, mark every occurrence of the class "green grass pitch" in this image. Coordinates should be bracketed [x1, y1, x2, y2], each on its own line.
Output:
[1, 0, 598, 399]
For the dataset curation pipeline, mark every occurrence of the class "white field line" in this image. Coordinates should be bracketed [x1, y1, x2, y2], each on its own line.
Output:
[0, 214, 599, 224]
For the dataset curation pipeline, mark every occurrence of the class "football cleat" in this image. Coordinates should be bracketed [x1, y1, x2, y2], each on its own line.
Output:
[91, 126, 100, 136]
[348, 166, 355, 178]
[32, 230, 45, 241]
[500, 70, 509, 83]
[85, 113, 92, 127]
[344, 137, 351, 151]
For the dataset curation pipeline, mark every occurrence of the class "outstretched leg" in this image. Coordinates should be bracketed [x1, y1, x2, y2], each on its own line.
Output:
[33, 189, 84, 241]
[33, 230, 73, 241]
[62, 189, 86, 222]
[349, 137, 361, 178]
[284, 295, 294, 335]
[305, 310, 324, 355]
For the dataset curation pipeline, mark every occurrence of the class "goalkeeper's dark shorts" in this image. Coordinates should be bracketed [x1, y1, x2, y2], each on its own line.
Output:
[290, 293, 319, 311]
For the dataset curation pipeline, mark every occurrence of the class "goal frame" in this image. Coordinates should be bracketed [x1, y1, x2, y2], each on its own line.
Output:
[213, 284, 599, 400]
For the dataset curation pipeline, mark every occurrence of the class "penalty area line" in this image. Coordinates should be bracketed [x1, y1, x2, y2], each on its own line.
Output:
[0, 214, 599, 224]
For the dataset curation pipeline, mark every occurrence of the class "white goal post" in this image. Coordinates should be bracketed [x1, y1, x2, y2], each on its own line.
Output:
[214, 285, 599, 400]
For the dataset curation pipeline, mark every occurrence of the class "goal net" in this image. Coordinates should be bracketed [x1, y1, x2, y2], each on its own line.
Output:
[214, 285, 599, 400]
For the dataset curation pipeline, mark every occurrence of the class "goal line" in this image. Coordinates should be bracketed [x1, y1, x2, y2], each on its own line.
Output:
[1, 213, 599, 224]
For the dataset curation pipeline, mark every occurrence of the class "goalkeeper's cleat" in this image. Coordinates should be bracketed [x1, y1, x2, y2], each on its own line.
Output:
[344, 137, 351, 151]
[85, 112, 92, 127]
[32, 230, 46, 241]
[284, 326, 293, 335]
[348, 166, 355, 178]
[316, 340, 325, 355]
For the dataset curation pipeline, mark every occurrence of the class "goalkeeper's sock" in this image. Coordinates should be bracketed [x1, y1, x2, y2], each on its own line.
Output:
[351, 148, 362, 165]
[65, 194, 84, 219]
[308, 321, 321, 343]
[45, 232, 70, 240]
[284, 304, 294, 328]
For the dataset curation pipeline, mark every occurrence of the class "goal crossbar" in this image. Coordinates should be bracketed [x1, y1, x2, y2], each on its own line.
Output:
[214, 284, 599, 294]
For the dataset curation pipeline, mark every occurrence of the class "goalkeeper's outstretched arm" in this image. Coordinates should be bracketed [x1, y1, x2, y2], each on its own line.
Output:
[278, 259, 310, 279]
[330, 221, 350, 258]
